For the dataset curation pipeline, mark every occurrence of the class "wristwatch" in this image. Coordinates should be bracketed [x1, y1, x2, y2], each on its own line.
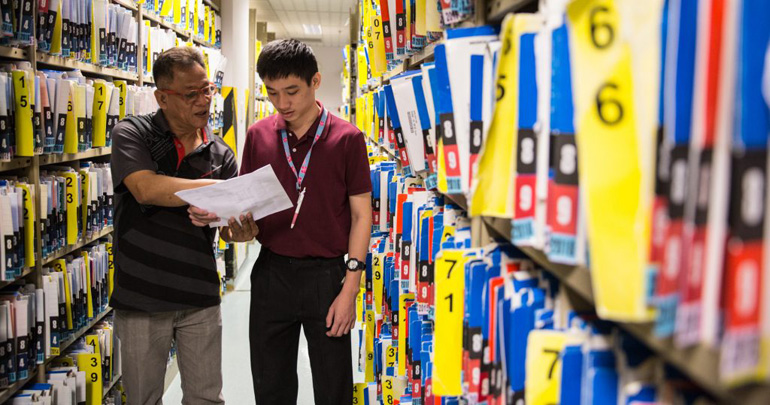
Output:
[346, 258, 366, 272]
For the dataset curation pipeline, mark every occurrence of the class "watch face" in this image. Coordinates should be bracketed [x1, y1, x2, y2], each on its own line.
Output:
[347, 259, 359, 270]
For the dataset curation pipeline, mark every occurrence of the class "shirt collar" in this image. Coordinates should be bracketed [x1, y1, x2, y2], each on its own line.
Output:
[273, 100, 330, 139]
[153, 108, 212, 145]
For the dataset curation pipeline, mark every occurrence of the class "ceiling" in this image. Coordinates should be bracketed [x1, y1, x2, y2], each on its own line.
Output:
[250, 0, 355, 47]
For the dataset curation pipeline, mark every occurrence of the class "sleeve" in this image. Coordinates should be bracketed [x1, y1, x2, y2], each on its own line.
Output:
[239, 128, 256, 176]
[345, 131, 373, 196]
[111, 121, 156, 194]
[220, 148, 238, 180]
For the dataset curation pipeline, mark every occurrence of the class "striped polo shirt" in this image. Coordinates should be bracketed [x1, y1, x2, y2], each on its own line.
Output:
[109, 110, 237, 312]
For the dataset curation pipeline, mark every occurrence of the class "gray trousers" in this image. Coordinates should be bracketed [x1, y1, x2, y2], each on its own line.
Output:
[115, 306, 225, 405]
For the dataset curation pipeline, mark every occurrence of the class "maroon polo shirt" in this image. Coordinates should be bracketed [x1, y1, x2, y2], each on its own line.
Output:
[240, 101, 372, 258]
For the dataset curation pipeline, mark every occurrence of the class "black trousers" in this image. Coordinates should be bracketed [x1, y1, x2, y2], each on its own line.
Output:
[250, 248, 353, 405]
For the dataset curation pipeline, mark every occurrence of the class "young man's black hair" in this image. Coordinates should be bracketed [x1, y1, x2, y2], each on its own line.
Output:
[256, 38, 319, 85]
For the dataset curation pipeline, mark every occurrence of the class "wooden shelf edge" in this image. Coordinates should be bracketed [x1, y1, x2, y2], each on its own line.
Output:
[486, 0, 537, 23]
[103, 373, 123, 398]
[203, 0, 221, 13]
[0, 267, 35, 289]
[0, 45, 28, 60]
[111, 0, 138, 11]
[42, 227, 114, 267]
[0, 157, 34, 172]
[0, 367, 39, 403]
[48, 308, 113, 363]
[475, 215, 770, 402]
[36, 53, 139, 81]
[39, 147, 112, 166]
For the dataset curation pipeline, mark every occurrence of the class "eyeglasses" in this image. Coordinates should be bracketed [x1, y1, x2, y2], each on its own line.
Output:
[160, 83, 218, 103]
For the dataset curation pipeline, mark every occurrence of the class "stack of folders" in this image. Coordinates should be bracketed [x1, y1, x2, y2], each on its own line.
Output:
[37, 0, 138, 73]
[358, 164, 706, 404]
[354, 0, 467, 80]
[0, 284, 44, 388]
[1, 67, 158, 161]
[40, 238, 113, 352]
[142, 0, 220, 47]
[0, 179, 35, 281]
[39, 163, 112, 256]
[10, 314, 121, 404]
[356, 0, 770, 390]
[142, 27, 226, 88]
[0, 0, 38, 46]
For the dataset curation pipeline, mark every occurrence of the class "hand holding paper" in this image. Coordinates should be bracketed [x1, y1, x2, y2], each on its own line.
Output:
[175, 164, 293, 227]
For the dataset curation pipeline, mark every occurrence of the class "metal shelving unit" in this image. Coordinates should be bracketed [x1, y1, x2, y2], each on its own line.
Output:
[349, 0, 770, 402]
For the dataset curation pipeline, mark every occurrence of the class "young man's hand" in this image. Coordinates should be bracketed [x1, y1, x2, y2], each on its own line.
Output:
[188, 206, 220, 227]
[325, 286, 357, 337]
[221, 213, 259, 242]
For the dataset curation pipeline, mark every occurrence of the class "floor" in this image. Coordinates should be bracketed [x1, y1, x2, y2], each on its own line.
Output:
[162, 245, 363, 404]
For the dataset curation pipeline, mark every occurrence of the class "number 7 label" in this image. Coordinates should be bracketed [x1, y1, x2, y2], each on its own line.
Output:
[433, 249, 465, 395]
[525, 330, 573, 405]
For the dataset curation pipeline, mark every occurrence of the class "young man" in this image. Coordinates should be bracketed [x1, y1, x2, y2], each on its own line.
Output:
[110, 47, 251, 404]
[191, 39, 372, 404]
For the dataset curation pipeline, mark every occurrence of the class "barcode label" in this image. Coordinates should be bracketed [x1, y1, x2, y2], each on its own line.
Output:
[425, 174, 438, 190]
[446, 177, 462, 194]
[720, 328, 760, 383]
[654, 294, 678, 337]
[674, 302, 701, 347]
[512, 219, 535, 242]
[548, 234, 576, 264]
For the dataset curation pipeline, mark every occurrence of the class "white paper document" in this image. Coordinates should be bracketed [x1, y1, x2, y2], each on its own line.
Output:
[175, 164, 293, 227]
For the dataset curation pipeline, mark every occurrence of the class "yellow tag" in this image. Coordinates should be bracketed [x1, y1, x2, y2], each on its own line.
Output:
[92, 83, 109, 147]
[19, 184, 35, 266]
[50, 1, 63, 54]
[145, 21, 153, 71]
[470, 14, 541, 218]
[63, 85, 79, 154]
[567, 0, 657, 321]
[397, 293, 414, 377]
[52, 356, 74, 367]
[80, 170, 90, 237]
[106, 242, 114, 299]
[115, 81, 127, 119]
[82, 251, 94, 318]
[54, 259, 73, 330]
[441, 225, 455, 244]
[425, 0, 441, 32]
[173, 0, 182, 25]
[373, 253, 384, 315]
[77, 353, 103, 404]
[370, 11, 386, 76]
[385, 341, 397, 369]
[525, 330, 569, 405]
[433, 250, 465, 395]
[209, 8, 215, 43]
[160, 0, 173, 17]
[416, 0, 427, 35]
[353, 382, 367, 405]
[383, 376, 395, 405]
[356, 96, 365, 134]
[63, 172, 79, 245]
[12, 71, 34, 156]
[405, 0, 412, 48]
[85, 334, 100, 354]
[365, 309, 375, 383]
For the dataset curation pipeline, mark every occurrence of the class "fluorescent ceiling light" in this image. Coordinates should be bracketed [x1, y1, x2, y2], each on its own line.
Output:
[303, 24, 322, 35]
